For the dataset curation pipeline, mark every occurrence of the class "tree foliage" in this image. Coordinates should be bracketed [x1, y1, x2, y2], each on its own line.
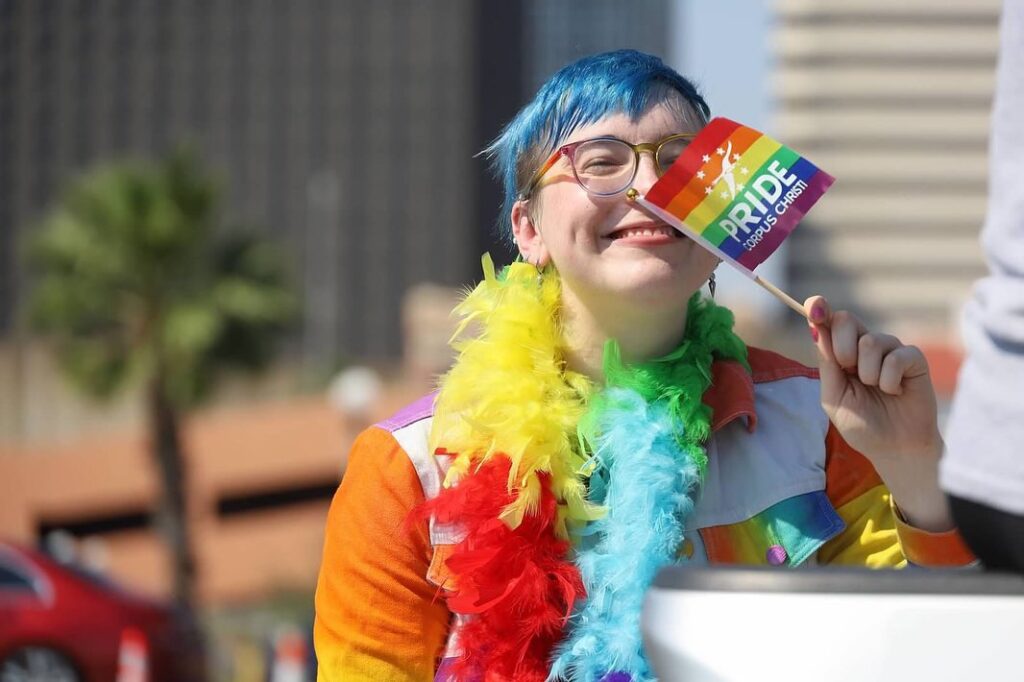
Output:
[28, 149, 297, 407]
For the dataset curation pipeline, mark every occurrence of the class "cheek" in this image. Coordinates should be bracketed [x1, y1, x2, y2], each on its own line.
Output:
[696, 247, 720, 270]
[536, 191, 604, 243]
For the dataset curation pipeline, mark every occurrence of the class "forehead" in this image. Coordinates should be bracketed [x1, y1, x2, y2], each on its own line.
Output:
[563, 95, 702, 145]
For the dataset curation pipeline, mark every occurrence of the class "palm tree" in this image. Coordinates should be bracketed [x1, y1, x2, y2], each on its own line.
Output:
[28, 149, 297, 609]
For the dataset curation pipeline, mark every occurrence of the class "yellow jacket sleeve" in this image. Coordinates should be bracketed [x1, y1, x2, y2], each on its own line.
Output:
[817, 424, 975, 568]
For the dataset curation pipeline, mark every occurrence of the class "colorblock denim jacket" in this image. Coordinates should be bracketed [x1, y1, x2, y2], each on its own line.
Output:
[314, 347, 975, 682]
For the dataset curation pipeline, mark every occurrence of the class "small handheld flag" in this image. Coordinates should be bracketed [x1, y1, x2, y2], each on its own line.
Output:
[631, 117, 834, 316]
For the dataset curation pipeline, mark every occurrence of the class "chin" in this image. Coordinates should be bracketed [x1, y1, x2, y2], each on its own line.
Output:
[604, 261, 704, 307]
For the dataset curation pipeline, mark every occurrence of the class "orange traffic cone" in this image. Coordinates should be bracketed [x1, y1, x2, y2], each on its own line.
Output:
[116, 627, 149, 682]
[270, 628, 308, 682]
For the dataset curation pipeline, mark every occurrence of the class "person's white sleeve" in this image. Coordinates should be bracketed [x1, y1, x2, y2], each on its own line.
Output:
[941, 0, 1024, 515]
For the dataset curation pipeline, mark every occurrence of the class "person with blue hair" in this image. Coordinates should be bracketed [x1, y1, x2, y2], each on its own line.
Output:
[314, 50, 974, 682]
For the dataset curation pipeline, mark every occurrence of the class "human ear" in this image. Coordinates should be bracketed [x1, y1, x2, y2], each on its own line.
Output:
[511, 199, 549, 267]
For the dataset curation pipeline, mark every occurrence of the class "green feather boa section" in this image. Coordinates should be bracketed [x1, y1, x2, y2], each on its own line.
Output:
[580, 292, 749, 478]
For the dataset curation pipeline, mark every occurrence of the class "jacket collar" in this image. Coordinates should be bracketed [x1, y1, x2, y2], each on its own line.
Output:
[705, 359, 757, 433]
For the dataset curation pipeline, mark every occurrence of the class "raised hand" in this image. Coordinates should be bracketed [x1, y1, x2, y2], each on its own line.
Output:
[805, 295, 952, 531]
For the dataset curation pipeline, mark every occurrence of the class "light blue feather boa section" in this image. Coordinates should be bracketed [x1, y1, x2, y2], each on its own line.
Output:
[548, 386, 703, 682]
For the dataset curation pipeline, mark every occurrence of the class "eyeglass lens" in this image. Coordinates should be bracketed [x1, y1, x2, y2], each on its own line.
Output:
[571, 137, 692, 195]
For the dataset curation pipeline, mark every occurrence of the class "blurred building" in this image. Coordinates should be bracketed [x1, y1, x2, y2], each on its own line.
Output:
[775, 0, 997, 341]
[0, 397, 348, 605]
[523, 0, 669, 92]
[0, 0, 485, 363]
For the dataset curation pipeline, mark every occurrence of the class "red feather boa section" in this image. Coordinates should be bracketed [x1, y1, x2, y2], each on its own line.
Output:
[415, 456, 584, 681]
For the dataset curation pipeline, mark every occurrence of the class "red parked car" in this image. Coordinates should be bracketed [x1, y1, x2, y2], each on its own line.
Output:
[0, 542, 207, 682]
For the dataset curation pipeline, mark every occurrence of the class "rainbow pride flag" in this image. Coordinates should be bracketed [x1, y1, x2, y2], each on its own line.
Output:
[640, 117, 834, 273]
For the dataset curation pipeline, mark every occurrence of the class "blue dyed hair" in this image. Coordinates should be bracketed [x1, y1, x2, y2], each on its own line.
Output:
[485, 49, 711, 240]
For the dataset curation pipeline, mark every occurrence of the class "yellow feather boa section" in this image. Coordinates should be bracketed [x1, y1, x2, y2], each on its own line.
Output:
[428, 255, 604, 539]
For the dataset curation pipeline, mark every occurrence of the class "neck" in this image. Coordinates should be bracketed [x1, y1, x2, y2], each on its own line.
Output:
[560, 285, 691, 383]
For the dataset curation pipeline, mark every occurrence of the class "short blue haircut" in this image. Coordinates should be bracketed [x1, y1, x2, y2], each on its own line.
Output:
[485, 49, 711, 240]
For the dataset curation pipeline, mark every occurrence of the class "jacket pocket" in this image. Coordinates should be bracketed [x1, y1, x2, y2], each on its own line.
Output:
[699, 490, 846, 566]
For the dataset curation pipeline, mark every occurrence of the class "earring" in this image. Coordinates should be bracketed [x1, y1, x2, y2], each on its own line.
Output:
[708, 271, 716, 299]
[533, 256, 545, 284]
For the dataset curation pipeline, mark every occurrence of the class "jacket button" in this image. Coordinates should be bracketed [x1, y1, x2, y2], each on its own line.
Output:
[766, 544, 788, 565]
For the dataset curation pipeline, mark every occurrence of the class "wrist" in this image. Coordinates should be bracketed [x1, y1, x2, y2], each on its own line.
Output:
[891, 495, 955, 533]
[872, 442, 954, 532]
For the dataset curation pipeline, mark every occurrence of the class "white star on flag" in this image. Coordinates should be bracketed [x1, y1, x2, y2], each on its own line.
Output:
[738, 183, 746, 191]
[704, 186, 713, 195]
[696, 170, 706, 179]
[716, 147, 725, 156]
[731, 153, 740, 161]
[740, 167, 749, 175]
[702, 154, 711, 163]
[720, 190, 729, 199]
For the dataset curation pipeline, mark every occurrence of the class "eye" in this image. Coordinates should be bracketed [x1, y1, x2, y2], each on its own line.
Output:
[579, 156, 622, 173]
[574, 140, 632, 176]
[657, 138, 691, 170]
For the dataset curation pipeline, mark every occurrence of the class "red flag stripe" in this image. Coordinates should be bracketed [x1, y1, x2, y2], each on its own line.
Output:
[646, 117, 738, 206]
[663, 124, 763, 221]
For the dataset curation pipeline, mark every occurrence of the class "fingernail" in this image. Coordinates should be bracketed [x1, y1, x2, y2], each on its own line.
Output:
[810, 303, 825, 323]
[809, 325, 819, 342]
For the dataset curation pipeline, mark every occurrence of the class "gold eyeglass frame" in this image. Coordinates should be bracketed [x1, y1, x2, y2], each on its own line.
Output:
[518, 132, 699, 200]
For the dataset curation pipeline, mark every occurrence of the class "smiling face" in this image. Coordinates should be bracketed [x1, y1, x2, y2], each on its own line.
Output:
[512, 95, 719, 312]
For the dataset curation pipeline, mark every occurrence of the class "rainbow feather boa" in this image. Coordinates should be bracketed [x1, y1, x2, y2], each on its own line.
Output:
[423, 255, 746, 681]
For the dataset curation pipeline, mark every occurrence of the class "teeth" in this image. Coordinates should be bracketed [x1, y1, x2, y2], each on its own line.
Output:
[613, 226, 677, 239]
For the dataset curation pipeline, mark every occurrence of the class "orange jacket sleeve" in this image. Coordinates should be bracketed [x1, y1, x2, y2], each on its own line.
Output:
[314, 426, 451, 681]
[818, 423, 975, 567]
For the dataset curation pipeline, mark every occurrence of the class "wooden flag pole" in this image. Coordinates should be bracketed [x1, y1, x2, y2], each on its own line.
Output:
[754, 274, 807, 319]
[626, 189, 809, 320]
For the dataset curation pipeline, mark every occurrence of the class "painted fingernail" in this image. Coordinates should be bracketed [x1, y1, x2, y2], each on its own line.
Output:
[810, 303, 826, 323]
[809, 325, 819, 342]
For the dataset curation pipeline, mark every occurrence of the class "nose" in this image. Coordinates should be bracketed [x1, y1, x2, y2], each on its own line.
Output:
[631, 151, 661, 195]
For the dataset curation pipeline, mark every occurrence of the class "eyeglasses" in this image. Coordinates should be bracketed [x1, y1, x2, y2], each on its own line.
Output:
[519, 132, 698, 199]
